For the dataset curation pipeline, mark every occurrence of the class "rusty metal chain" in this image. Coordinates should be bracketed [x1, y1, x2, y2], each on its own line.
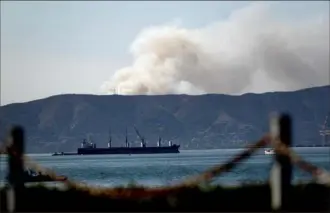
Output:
[0, 134, 273, 198]
[1, 133, 329, 199]
[273, 141, 330, 186]
[0, 140, 9, 154]
[178, 134, 271, 186]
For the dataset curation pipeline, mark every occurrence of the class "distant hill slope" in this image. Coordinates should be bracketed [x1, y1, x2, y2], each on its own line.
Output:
[0, 85, 329, 153]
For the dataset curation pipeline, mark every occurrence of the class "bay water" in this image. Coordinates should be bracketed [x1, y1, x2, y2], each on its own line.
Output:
[0, 147, 329, 187]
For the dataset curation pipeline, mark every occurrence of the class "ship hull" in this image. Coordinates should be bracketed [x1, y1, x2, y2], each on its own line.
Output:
[77, 145, 180, 155]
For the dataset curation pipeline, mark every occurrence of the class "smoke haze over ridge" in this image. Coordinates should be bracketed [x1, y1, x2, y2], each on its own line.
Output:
[101, 2, 329, 96]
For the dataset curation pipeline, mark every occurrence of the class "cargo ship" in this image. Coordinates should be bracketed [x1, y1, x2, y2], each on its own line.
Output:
[77, 126, 180, 155]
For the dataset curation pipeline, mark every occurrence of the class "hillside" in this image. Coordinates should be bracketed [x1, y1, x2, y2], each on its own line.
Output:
[0, 86, 329, 153]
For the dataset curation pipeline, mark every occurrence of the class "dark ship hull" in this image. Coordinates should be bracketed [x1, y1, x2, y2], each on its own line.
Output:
[77, 145, 180, 155]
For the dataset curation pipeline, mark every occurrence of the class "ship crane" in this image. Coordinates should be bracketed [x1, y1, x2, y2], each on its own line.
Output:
[320, 112, 330, 146]
[134, 126, 146, 148]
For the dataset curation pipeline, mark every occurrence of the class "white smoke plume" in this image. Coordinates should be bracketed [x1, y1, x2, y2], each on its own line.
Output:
[101, 2, 329, 95]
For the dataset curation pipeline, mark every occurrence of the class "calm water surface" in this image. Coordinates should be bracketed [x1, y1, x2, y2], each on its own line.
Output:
[0, 147, 329, 187]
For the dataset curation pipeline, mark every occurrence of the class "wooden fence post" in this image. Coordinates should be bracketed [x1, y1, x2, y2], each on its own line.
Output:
[270, 113, 292, 211]
[7, 126, 25, 212]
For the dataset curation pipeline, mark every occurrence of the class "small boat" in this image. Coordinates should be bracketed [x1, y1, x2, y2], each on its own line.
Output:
[24, 168, 67, 182]
[52, 152, 64, 156]
[51, 152, 77, 156]
[264, 149, 275, 155]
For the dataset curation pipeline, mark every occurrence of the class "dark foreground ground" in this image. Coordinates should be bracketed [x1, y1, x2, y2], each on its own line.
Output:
[1, 183, 329, 212]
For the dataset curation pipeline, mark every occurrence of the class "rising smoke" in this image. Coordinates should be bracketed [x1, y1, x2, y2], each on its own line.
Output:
[101, 2, 329, 95]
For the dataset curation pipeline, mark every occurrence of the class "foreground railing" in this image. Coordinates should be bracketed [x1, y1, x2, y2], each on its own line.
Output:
[0, 113, 329, 212]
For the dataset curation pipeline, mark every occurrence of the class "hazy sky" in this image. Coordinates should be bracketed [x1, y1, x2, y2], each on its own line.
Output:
[1, 1, 329, 105]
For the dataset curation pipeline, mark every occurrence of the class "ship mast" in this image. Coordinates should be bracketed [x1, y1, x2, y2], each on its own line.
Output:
[157, 136, 162, 147]
[108, 128, 112, 148]
[320, 112, 330, 146]
[125, 127, 129, 147]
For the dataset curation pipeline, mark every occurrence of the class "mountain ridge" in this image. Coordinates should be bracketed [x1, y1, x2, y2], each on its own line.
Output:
[2, 85, 328, 108]
[0, 85, 329, 153]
